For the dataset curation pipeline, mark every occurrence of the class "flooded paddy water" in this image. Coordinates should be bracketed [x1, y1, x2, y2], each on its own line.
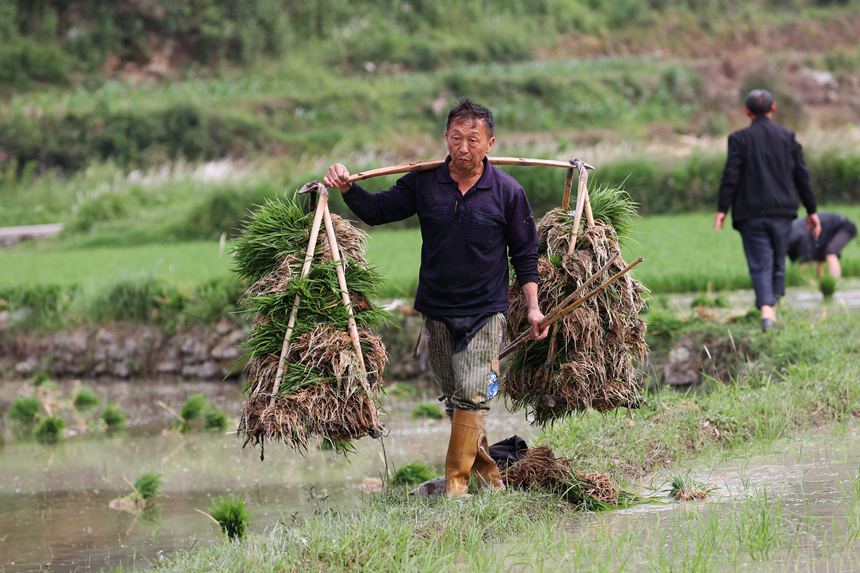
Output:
[0, 379, 534, 571]
[1, 378, 859, 571]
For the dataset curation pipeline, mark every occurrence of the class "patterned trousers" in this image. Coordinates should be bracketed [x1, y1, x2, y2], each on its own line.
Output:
[424, 313, 506, 413]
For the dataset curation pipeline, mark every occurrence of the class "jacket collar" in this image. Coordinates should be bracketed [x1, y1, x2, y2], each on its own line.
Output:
[436, 156, 495, 189]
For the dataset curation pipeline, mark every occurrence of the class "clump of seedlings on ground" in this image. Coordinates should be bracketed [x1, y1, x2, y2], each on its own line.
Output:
[169, 393, 229, 433]
[667, 474, 716, 501]
[393, 461, 437, 486]
[3, 378, 127, 442]
[233, 196, 388, 454]
[204, 496, 249, 541]
[506, 185, 648, 424]
[110, 471, 162, 512]
[502, 444, 644, 510]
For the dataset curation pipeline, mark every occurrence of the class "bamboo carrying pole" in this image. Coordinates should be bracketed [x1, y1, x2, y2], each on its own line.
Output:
[265, 191, 328, 403]
[500, 257, 644, 360]
[321, 189, 373, 399]
[346, 156, 594, 184]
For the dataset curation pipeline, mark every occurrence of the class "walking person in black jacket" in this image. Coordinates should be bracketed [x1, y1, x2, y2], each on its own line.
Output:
[713, 89, 821, 330]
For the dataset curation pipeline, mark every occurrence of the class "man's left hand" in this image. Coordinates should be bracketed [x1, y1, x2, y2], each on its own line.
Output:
[807, 213, 822, 239]
[527, 308, 549, 340]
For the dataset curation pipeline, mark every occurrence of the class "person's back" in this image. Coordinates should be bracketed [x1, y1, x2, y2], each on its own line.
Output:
[720, 116, 813, 229]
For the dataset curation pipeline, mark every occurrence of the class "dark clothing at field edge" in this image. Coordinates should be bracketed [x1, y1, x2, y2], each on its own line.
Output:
[717, 117, 817, 230]
[788, 212, 858, 263]
[739, 217, 793, 308]
[342, 157, 539, 317]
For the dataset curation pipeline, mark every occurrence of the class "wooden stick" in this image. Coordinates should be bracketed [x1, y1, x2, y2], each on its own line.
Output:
[502, 253, 619, 356]
[322, 200, 372, 398]
[346, 156, 594, 184]
[500, 257, 644, 359]
[566, 174, 588, 256]
[560, 167, 575, 210]
[265, 191, 328, 404]
[574, 160, 594, 229]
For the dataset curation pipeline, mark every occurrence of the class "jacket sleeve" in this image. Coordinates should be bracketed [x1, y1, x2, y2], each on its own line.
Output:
[791, 135, 817, 215]
[341, 173, 418, 226]
[505, 186, 540, 286]
[717, 133, 742, 213]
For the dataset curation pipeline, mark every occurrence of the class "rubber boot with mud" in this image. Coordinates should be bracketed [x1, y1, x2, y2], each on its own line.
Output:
[445, 409, 482, 498]
[472, 419, 506, 491]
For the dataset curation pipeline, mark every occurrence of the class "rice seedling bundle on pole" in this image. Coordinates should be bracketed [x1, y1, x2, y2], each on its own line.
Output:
[234, 184, 388, 455]
[505, 162, 649, 425]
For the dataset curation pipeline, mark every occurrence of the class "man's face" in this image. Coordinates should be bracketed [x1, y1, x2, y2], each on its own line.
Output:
[445, 117, 495, 171]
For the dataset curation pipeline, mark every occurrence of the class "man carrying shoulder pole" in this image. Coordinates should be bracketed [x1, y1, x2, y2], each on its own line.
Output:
[714, 89, 821, 330]
[324, 99, 548, 497]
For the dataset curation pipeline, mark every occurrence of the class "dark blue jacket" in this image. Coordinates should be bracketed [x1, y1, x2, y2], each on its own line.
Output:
[718, 117, 817, 229]
[342, 157, 539, 316]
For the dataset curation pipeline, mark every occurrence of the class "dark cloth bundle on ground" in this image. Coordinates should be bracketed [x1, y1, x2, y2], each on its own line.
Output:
[232, 197, 388, 455]
[505, 191, 648, 425]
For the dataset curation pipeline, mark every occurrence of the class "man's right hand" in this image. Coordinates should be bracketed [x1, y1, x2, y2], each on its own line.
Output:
[323, 163, 352, 193]
[713, 212, 726, 232]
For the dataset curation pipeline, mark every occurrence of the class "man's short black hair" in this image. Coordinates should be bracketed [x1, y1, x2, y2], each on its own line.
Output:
[745, 89, 774, 117]
[446, 98, 494, 136]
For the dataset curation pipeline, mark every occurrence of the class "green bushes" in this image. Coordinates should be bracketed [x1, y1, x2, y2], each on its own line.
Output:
[0, 37, 68, 89]
[0, 103, 267, 175]
[393, 462, 437, 486]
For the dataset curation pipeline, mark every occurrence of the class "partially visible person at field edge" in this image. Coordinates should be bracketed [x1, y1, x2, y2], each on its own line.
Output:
[787, 212, 857, 279]
[323, 98, 548, 498]
[713, 88, 821, 330]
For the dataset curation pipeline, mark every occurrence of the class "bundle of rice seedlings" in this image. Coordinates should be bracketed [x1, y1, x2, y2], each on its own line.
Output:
[506, 185, 648, 424]
[234, 196, 389, 454]
[502, 444, 642, 510]
[110, 471, 161, 512]
[667, 474, 716, 501]
[208, 495, 249, 541]
[101, 403, 126, 432]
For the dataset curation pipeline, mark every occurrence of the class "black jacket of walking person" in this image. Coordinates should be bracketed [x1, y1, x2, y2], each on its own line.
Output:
[717, 116, 817, 229]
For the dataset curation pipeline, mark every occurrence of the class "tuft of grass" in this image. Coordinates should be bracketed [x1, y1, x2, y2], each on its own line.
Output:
[101, 403, 127, 432]
[586, 184, 639, 244]
[180, 393, 208, 426]
[73, 386, 101, 412]
[6, 396, 40, 432]
[209, 496, 250, 541]
[819, 275, 837, 298]
[133, 471, 162, 502]
[34, 416, 65, 444]
[204, 406, 229, 432]
[385, 382, 418, 399]
[31, 371, 52, 387]
[393, 462, 437, 486]
[411, 402, 444, 420]
[667, 474, 716, 501]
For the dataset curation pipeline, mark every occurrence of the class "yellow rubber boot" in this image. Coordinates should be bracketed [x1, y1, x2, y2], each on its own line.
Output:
[445, 409, 482, 498]
[471, 412, 506, 490]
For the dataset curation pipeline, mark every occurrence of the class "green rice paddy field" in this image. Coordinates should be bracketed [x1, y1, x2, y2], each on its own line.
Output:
[4, 207, 859, 300]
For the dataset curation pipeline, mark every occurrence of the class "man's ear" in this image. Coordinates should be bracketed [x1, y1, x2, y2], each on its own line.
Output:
[770, 102, 778, 115]
[488, 135, 496, 151]
[744, 106, 755, 120]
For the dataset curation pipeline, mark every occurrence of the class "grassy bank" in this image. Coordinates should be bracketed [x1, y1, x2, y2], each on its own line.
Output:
[150, 308, 860, 572]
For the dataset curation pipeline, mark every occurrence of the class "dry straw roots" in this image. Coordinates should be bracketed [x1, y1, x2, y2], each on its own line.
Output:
[234, 197, 387, 455]
[503, 445, 621, 508]
[506, 207, 648, 424]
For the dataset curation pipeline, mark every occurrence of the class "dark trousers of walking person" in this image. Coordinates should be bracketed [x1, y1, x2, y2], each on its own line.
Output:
[739, 217, 793, 308]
